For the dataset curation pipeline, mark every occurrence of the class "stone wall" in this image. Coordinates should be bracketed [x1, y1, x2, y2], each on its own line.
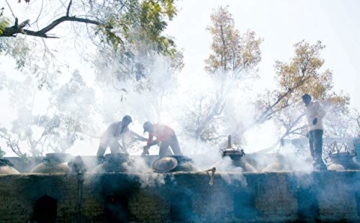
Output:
[1, 171, 360, 222]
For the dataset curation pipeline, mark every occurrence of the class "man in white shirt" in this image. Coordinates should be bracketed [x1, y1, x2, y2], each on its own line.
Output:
[96, 115, 146, 163]
[302, 94, 327, 170]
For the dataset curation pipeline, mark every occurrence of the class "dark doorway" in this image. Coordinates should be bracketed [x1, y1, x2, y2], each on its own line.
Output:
[234, 191, 258, 219]
[104, 194, 129, 223]
[297, 186, 319, 220]
[170, 192, 194, 222]
[355, 191, 360, 216]
[32, 195, 57, 223]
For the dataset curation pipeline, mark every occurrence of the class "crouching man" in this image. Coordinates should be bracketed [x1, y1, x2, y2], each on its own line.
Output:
[142, 121, 183, 158]
[96, 115, 146, 163]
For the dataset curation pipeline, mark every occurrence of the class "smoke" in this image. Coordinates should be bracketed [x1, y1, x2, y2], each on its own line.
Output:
[214, 157, 248, 186]
[126, 157, 171, 188]
[252, 142, 314, 173]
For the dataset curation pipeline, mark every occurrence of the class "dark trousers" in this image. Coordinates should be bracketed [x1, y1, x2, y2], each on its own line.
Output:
[159, 135, 183, 158]
[309, 130, 326, 169]
[97, 139, 121, 157]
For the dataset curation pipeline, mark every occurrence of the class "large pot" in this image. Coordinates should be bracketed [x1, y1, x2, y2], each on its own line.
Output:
[30, 153, 72, 174]
[219, 137, 256, 172]
[152, 155, 198, 173]
[329, 151, 358, 170]
[0, 159, 20, 174]
[92, 153, 132, 173]
[354, 138, 360, 162]
[220, 135, 245, 159]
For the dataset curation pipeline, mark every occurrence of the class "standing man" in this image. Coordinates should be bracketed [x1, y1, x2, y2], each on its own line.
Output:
[96, 115, 146, 162]
[142, 121, 183, 158]
[302, 94, 327, 170]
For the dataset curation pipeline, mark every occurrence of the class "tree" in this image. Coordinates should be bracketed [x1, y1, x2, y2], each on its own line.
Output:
[181, 6, 262, 145]
[205, 6, 262, 79]
[254, 41, 349, 126]
[90, 0, 184, 121]
[0, 8, 9, 35]
[254, 40, 350, 153]
[1, 0, 176, 45]
[181, 88, 227, 143]
[0, 0, 183, 157]
[0, 0, 179, 80]
[0, 70, 97, 158]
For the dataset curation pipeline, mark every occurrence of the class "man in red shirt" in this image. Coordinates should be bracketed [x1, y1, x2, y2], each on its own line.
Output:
[142, 121, 183, 158]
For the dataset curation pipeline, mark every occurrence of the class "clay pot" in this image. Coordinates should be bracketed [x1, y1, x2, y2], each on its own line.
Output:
[30, 153, 72, 174]
[92, 153, 132, 173]
[0, 159, 20, 174]
[329, 152, 357, 170]
[152, 155, 198, 173]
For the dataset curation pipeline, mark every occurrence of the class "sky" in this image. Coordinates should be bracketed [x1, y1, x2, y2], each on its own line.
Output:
[1, 0, 360, 157]
[167, 0, 360, 109]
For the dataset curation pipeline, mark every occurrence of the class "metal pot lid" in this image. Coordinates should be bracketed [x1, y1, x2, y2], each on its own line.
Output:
[45, 153, 72, 162]
[0, 159, 13, 167]
[167, 155, 192, 163]
[152, 157, 178, 173]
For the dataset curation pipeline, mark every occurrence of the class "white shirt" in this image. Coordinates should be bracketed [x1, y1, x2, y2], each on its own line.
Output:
[305, 101, 326, 131]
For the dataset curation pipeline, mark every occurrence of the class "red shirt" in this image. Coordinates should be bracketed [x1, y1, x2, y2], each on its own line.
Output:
[147, 124, 175, 145]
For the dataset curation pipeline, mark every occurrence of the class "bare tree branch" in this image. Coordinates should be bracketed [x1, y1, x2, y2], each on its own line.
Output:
[66, 0, 73, 17]
[2, 16, 100, 38]
[1, 0, 101, 38]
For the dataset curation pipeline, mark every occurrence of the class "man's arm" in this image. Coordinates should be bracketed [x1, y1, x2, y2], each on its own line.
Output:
[142, 134, 159, 156]
[129, 130, 147, 141]
[315, 102, 326, 119]
[312, 102, 325, 125]
[145, 134, 159, 147]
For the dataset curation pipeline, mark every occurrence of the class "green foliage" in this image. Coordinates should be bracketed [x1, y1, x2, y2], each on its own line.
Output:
[96, 0, 178, 57]
[0, 18, 9, 36]
[0, 37, 31, 69]
[0, 7, 9, 35]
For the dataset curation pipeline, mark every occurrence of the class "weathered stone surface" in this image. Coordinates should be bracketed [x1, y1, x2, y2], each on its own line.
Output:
[0, 171, 359, 222]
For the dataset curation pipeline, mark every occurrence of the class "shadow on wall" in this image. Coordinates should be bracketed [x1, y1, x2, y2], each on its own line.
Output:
[355, 191, 360, 217]
[297, 185, 319, 220]
[170, 192, 195, 222]
[234, 190, 258, 219]
[90, 174, 141, 222]
[30, 195, 57, 223]
[105, 194, 129, 223]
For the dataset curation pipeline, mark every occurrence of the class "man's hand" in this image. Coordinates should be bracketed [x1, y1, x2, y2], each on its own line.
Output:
[312, 118, 318, 125]
[97, 156, 105, 165]
[141, 146, 150, 157]
[139, 136, 147, 142]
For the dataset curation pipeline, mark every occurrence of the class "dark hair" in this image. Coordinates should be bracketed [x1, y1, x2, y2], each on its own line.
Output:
[302, 94, 311, 100]
[122, 115, 132, 123]
[143, 121, 152, 133]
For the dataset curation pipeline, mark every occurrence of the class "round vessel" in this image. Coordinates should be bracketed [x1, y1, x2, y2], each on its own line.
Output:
[152, 155, 198, 173]
[30, 153, 72, 174]
[92, 153, 132, 173]
[0, 159, 20, 174]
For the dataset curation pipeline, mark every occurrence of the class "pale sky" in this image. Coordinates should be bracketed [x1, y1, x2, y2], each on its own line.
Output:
[167, 0, 360, 109]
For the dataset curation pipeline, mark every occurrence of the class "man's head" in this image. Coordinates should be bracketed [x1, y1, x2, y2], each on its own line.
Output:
[143, 121, 153, 133]
[302, 94, 312, 106]
[122, 115, 133, 127]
